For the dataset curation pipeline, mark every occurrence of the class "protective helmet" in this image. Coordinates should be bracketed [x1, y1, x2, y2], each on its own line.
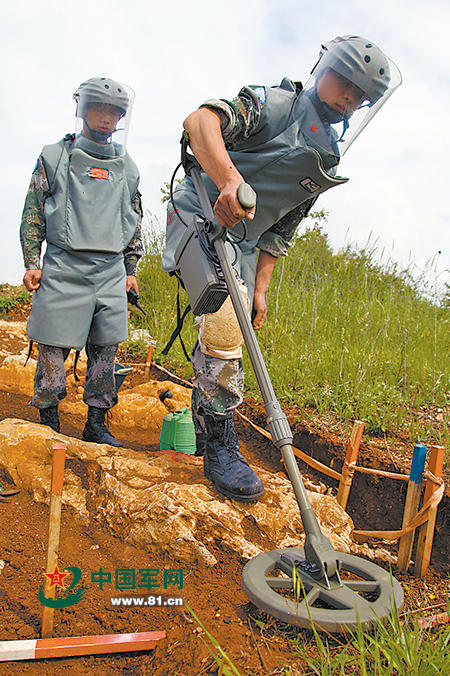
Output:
[73, 77, 129, 119]
[313, 36, 391, 104]
[297, 35, 401, 160]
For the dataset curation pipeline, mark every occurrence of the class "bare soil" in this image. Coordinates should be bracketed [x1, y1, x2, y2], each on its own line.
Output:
[0, 315, 448, 675]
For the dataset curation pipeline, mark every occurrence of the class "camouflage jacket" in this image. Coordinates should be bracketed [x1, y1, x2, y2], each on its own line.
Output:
[20, 155, 143, 275]
[201, 84, 316, 257]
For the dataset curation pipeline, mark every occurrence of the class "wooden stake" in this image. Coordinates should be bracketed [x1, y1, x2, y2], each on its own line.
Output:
[336, 421, 364, 511]
[397, 443, 427, 572]
[0, 631, 166, 661]
[41, 442, 67, 639]
[144, 344, 154, 378]
[414, 445, 445, 578]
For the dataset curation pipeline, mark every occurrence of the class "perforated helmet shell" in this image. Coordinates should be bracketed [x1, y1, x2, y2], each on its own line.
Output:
[313, 36, 391, 104]
[73, 77, 129, 118]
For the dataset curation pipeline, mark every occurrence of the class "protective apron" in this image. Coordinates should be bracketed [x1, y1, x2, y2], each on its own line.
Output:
[163, 79, 348, 303]
[27, 137, 140, 350]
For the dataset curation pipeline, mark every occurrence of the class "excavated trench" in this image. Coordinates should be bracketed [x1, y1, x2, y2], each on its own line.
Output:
[238, 401, 449, 576]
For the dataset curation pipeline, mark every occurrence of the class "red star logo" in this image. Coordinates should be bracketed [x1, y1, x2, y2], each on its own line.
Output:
[43, 564, 69, 589]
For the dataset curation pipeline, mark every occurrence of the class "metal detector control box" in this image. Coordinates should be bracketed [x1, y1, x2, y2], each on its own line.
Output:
[174, 216, 229, 316]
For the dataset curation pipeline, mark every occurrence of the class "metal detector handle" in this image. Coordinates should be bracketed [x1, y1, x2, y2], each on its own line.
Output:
[237, 183, 256, 210]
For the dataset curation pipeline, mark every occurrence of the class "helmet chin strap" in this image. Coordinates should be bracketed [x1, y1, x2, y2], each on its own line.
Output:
[309, 88, 350, 142]
[84, 121, 120, 144]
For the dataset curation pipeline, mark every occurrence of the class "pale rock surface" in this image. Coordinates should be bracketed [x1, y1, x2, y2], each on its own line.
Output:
[0, 354, 36, 397]
[0, 418, 358, 566]
[61, 380, 191, 433]
[0, 319, 28, 343]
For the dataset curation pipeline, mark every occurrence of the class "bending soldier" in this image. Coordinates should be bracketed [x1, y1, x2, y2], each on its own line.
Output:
[162, 36, 401, 502]
[20, 77, 143, 446]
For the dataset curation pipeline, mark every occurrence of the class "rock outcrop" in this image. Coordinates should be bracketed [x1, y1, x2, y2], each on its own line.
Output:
[0, 418, 356, 566]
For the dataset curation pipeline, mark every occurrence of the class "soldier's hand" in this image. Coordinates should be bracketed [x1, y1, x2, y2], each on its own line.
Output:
[214, 178, 256, 228]
[252, 292, 267, 330]
[126, 275, 139, 294]
[23, 269, 42, 291]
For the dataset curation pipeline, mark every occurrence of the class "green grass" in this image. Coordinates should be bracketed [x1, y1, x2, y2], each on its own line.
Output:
[186, 598, 450, 675]
[0, 283, 31, 315]
[136, 217, 448, 452]
[248, 226, 448, 442]
[288, 600, 450, 675]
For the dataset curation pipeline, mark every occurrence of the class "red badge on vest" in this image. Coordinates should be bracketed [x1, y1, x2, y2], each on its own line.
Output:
[90, 167, 109, 180]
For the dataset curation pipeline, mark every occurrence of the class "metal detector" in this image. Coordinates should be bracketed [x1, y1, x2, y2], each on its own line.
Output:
[178, 140, 404, 633]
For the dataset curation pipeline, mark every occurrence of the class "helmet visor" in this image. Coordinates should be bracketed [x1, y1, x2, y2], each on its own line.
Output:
[74, 78, 135, 156]
[307, 45, 402, 156]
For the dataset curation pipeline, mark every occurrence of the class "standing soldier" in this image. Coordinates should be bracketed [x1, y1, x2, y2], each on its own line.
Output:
[20, 77, 143, 447]
[163, 36, 401, 502]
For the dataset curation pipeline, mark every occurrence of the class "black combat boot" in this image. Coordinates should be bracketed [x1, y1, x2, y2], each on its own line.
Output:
[39, 406, 60, 433]
[82, 407, 123, 447]
[203, 411, 264, 502]
[191, 386, 207, 457]
[195, 432, 207, 457]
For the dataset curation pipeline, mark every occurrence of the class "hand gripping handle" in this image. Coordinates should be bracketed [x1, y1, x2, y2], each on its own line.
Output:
[237, 182, 256, 209]
[206, 182, 257, 243]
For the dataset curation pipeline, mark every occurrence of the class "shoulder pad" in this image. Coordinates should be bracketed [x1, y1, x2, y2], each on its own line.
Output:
[277, 77, 297, 93]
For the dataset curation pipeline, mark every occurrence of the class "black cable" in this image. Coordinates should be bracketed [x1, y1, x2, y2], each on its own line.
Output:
[169, 161, 191, 229]
[228, 220, 248, 245]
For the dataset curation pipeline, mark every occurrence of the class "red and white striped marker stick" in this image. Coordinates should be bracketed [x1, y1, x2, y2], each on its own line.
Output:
[0, 631, 166, 661]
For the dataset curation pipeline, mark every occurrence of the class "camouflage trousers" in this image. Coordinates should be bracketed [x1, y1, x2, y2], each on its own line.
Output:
[190, 339, 243, 433]
[31, 343, 119, 410]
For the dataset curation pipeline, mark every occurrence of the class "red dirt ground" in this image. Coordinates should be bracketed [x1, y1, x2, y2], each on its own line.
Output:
[0, 316, 448, 675]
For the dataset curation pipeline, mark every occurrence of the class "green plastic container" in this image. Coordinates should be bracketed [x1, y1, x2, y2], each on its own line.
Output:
[173, 410, 197, 455]
[159, 413, 175, 450]
[159, 408, 196, 455]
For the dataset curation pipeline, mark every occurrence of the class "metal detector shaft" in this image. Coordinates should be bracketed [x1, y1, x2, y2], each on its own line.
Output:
[190, 167, 338, 578]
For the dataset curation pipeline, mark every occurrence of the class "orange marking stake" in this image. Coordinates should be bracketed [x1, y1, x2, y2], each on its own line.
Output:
[414, 445, 445, 578]
[0, 631, 166, 661]
[144, 344, 154, 378]
[41, 442, 67, 639]
[336, 421, 364, 511]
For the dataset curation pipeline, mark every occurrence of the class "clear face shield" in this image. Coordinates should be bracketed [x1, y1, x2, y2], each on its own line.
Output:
[73, 78, 135, 158]
[293, 38, 402, 169]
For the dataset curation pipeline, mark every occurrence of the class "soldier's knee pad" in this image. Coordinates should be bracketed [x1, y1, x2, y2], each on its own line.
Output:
[199, 283, 249, 359]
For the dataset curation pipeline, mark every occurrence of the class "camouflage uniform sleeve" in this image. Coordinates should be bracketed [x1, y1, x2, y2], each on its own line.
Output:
[257, 199, 317, 257]
[19, 157, 49, 269]
[124, 189, 143, 276]
[200, 85, 264, 147]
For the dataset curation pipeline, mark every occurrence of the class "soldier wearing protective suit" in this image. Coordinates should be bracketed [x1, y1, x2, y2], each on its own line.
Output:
[20, 77, 143, 446]
[162, 36, 402, 503]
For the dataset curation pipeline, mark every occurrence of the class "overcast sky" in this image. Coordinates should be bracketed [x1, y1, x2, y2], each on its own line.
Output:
[2, 0, 449, 295]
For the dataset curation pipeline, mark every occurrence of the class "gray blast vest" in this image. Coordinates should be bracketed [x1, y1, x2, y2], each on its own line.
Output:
[162, 78, 348, 300]
[27, 136, 140, 350]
